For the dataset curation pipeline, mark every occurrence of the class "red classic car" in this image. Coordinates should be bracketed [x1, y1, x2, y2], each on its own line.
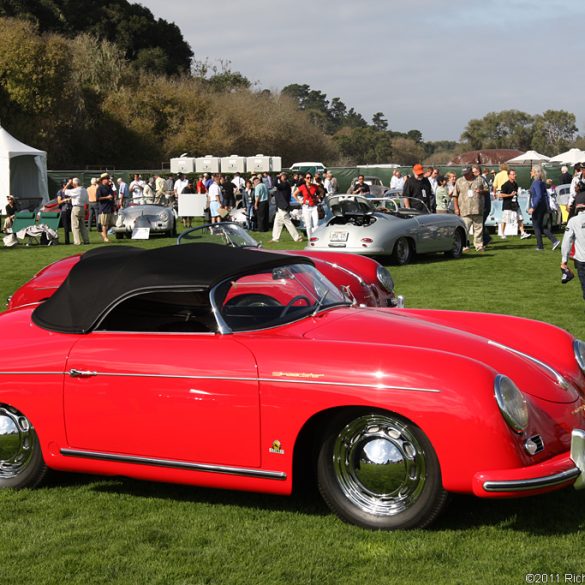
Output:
[7, 223, 398, 311]
[1, 243, 585, 530]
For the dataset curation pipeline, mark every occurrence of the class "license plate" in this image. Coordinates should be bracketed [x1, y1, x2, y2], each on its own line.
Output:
[330, 231, 348, 242]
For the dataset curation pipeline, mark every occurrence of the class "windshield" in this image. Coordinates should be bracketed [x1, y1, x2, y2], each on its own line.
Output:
[213, 263, 350, 332]
[177, 223, 260, 248]
[328, 195, 376, 214]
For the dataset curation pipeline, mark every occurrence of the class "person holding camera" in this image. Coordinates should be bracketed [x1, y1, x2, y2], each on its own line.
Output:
[63, 178, 90, 245]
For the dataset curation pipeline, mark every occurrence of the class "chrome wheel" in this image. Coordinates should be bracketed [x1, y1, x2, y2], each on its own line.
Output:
[392, 238, 412, 265]
[333, 415, 426, 515]
[318, 411, 447, 529]
[0, 406, 46, 488]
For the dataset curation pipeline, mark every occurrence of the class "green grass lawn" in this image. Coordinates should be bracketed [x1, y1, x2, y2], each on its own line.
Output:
[0, 227, 584, 585]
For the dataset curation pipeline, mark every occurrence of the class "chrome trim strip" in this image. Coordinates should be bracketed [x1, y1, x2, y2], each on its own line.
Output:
[0, 371, 64, 376]
[209, 282, 232, 334]
[0, 370, 440, 393]
[488, 340, 570, 390]
[60, 448, 287, 480]
[68, 371, 441, 393]
[483, 468, 581, 492]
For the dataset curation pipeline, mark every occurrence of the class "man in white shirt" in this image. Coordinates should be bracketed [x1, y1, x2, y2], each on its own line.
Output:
[129, 174, 145, 204]
[323, 171, 338, 195]
[63, 178, 90, 245]
[561, 192, 585, 301]
[390, 170, 405, 192]
[173, 173, 189, 204]
[232, 172, 245, 195]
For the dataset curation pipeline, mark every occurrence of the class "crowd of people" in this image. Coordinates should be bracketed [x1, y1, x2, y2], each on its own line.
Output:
[3, 160, 585, 302]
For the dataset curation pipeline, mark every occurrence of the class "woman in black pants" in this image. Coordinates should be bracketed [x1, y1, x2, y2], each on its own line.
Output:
[57, 182, 73, 245]
[528, 167, 559, 251]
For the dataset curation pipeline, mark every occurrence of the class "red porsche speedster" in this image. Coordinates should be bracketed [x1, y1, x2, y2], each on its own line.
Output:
[7, 223, 397, 311]
[1, 243, 584, 530]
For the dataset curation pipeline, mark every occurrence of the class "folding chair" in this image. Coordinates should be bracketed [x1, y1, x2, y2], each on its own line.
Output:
[10, 211, 36, 233]
[11, 211, 38, 245]
[38, 212, 61, 232]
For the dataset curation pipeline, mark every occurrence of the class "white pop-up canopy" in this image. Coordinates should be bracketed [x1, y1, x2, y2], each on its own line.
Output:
[548, 148, 585, 165]
[0, 124, 49, 213]
[506, 150, 550, 164]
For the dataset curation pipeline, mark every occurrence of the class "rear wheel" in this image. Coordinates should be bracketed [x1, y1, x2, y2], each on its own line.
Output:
[317, 411, 448, 530]
[0, 405, 47, 489]
[115, 232, 124, 240]
[391, 237, 413, 265]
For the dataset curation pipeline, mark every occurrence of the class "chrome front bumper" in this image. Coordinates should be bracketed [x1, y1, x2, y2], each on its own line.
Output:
[477, 429, 585, 494]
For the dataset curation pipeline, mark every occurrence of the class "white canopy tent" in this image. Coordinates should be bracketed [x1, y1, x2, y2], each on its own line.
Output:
[548, 148, 585, 165]
[0, 125, 49, 213]
[506, 150, 550, 164]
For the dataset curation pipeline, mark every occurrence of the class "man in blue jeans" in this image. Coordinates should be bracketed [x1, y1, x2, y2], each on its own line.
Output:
[561, 193, 585, 301]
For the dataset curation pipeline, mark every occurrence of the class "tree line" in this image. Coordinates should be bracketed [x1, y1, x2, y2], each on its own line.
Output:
[0, 2, 582, 169]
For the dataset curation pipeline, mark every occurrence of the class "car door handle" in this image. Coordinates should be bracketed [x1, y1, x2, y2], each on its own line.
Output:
[69, 369, 97, 378]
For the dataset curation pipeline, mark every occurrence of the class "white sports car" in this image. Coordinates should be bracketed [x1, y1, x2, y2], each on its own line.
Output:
[306, 195, 468, 264]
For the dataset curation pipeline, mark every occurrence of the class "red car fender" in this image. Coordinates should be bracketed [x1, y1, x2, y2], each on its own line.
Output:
[237, 332, 527, 495]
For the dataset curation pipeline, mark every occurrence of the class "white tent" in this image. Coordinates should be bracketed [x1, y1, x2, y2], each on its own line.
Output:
[0, 125, 49, 213]
[506, 150, 550, 164]
[548, 148, 585, 165]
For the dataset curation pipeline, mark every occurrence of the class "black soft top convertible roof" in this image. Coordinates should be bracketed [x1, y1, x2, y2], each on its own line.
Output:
[32, 243, 313, 334]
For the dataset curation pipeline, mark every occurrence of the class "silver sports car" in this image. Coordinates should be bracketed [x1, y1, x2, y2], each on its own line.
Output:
[306, 195, 468, 264]
[112, 204, 177, 239]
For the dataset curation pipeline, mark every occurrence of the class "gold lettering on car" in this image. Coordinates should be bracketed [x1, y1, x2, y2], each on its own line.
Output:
[272, 371, 325, 379]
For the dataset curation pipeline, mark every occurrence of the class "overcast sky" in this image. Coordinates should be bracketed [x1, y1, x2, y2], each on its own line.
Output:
[138, 0, 585, 142]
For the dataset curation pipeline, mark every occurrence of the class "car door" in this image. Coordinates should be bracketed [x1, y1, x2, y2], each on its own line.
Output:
[413, 214, 444, 252]
[63, 331, 261, 468]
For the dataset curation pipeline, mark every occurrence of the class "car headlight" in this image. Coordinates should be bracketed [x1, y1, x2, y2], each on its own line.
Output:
[158, 212, 168, 222]
[574, 339, 585, 373]
[494, 375, 528, 433]
[376, 265, 394, 293]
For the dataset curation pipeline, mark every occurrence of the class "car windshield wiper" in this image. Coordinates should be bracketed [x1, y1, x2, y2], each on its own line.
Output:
[311, 289, 330, 316]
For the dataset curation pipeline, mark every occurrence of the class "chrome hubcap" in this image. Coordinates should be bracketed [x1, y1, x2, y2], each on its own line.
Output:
[453, 232, 463, 254]
[396, 239, 409, 263]
[333, 415, 426, 516]
[0, 407, 35, 479]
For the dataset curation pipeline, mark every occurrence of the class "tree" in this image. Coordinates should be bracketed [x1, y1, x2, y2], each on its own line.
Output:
[531, 110, 578, 155]
[461, 110, 534, 150]
[372, 112, 388, 132]
[0, 0, 193, 74]
[390, 137, 426, 165]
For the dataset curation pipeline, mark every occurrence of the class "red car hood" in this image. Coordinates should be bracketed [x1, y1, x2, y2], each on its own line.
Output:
[302, 307, 579, 404]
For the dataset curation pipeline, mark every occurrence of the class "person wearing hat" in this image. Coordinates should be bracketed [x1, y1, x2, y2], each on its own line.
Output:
[561, 192, 585, 301]
[402, 164, 435, 212]
[96, 173, 115, 242]
[2, 195, 17, 233]
[453, 166, 486, 252]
